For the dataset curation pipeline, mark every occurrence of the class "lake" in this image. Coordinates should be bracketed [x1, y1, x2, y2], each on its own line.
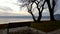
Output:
[0, 17, 50, 24]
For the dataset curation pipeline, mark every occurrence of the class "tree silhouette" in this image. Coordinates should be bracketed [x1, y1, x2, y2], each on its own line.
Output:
[18, 0, 45, 22]
[45, 0, 56, 21]
[18, 0, 56, 22]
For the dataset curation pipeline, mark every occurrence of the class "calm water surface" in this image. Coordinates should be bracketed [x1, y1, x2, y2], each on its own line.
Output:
[0, 18, 50, 24]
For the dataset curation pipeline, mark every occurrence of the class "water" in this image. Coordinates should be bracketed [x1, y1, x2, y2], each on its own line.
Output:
[0, 17, 50, 24]
[0, 18, 33, 24]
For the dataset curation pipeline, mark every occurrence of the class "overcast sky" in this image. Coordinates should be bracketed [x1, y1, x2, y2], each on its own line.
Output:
[0, 0, 60, 16]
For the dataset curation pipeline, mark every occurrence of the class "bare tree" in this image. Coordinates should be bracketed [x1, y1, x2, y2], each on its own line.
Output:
[18, 0, 46, 22]
[27, 2, 36, 22]
[35, 0, 46, 22]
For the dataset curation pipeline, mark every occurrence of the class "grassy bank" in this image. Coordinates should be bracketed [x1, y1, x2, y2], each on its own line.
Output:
[30, 21, 60, 32]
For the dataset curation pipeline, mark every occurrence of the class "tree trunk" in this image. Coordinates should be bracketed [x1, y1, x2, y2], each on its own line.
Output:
[49, 9, 55, 21]
[46, 0, 55, 21]
[37, 6, 42, 22]
[37, 12, 42, 22]
[31, 13, 36, 22]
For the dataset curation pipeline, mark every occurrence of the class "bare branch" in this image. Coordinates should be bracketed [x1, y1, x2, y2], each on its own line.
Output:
[27, 2, 34, 14]
[40, 0, 46, 13]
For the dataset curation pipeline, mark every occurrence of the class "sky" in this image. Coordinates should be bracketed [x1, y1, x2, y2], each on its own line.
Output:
[0, 0, 59, 16]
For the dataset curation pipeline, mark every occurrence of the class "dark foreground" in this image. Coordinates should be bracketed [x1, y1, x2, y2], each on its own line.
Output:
[0, 21, 60, 34]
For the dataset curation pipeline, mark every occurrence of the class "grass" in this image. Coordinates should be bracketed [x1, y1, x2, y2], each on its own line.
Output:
[30, 21, 60, 32]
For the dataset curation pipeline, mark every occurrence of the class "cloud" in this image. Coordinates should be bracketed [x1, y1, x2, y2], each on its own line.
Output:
[0, 12, 18, 16]
[0, 6, 13, 11]
[0, 0, 59, 16]
[0, 11, 30, 16]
